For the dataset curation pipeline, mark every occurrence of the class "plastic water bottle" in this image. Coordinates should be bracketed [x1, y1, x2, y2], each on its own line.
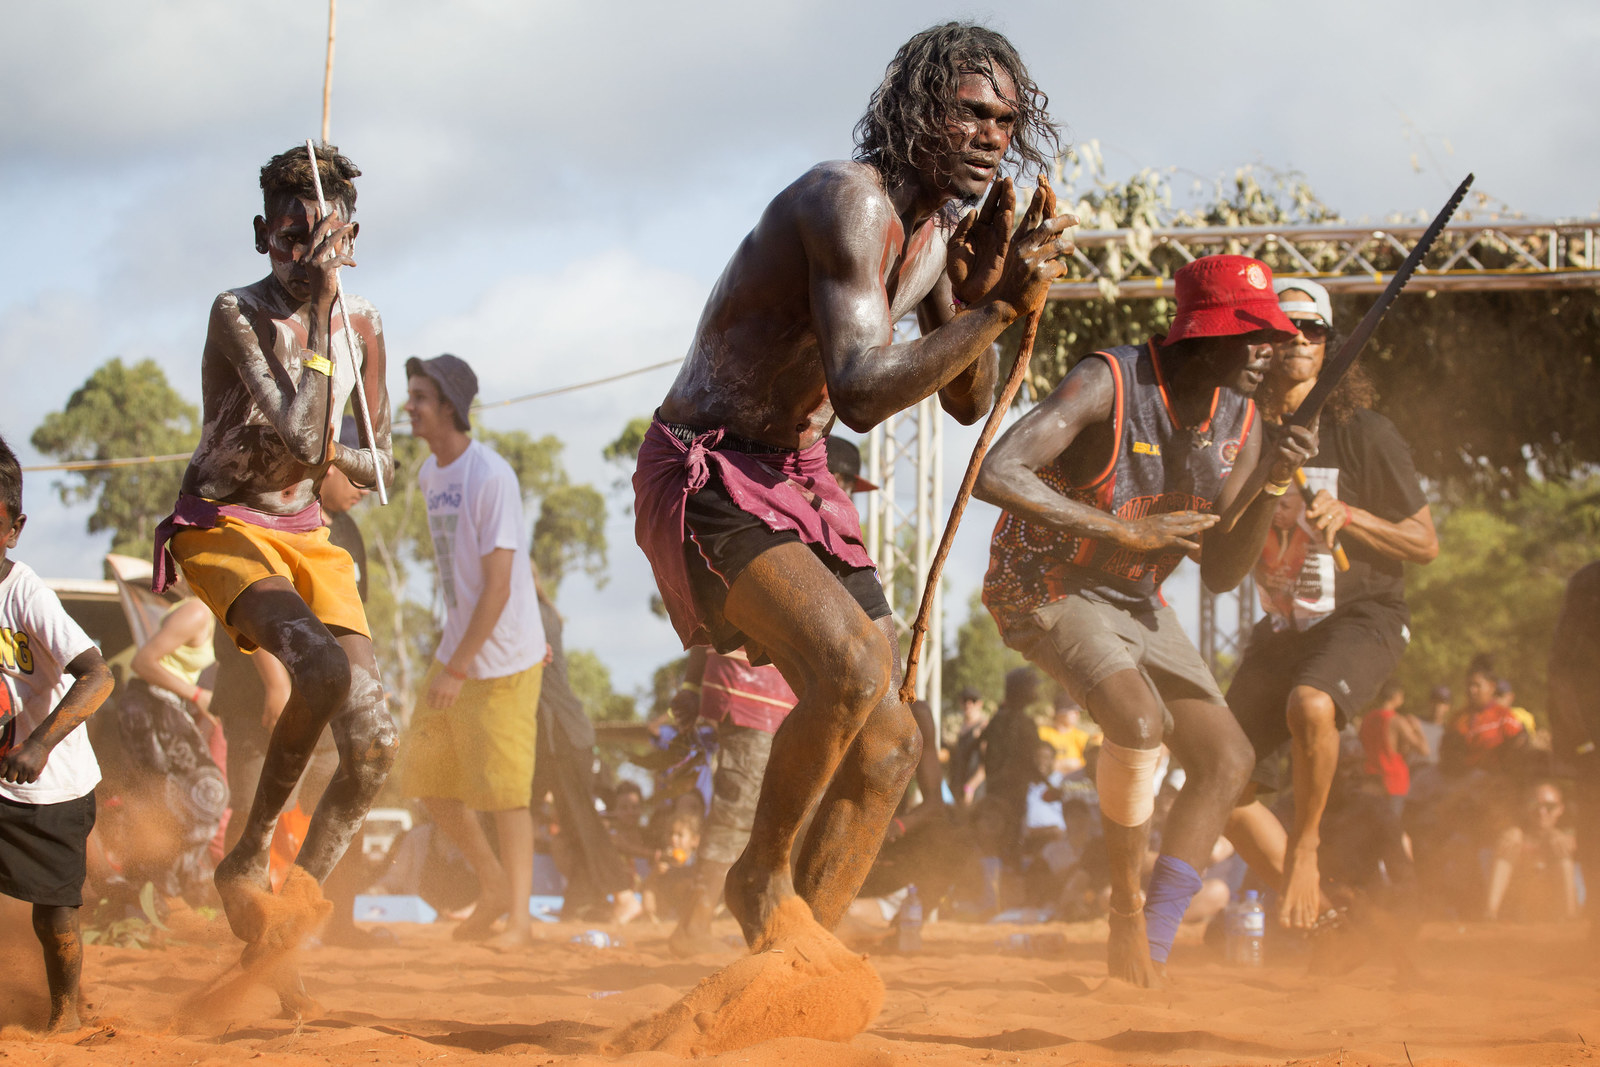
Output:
[897, 885, 923, 952]
[572, 930, 616, 948]
[1225, 890, 1265, 966]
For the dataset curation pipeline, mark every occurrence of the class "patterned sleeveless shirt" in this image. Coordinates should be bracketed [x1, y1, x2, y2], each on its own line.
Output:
[983, 341, 1256, 634]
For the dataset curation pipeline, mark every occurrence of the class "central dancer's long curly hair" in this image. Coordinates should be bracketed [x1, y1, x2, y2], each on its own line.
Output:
[854, 22, 1060, 194]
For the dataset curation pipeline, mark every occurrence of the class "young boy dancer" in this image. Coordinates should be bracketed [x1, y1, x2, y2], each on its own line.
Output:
[152, 144, 397, 960]
[0, 434, 115, 1031]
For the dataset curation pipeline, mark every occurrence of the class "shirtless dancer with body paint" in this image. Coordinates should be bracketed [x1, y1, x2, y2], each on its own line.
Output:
[152, 145, 397, 980]
[626, 27, 1068, 1044]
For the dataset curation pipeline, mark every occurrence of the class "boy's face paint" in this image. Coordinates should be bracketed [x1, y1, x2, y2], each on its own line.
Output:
[253, 197, 355, 304]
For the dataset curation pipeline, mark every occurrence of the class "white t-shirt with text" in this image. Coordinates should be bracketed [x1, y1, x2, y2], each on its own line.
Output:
[0, 560, 102, 804]
[418, 440, 544, 680]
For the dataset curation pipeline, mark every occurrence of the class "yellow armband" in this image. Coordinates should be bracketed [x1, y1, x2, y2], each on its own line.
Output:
[1262, 479, 1290, 497]
[302, 353, 334, 377]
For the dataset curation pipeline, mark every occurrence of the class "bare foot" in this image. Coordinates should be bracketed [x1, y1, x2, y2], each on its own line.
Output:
[44, 1004, 81, 1034]
[486, 925, 537, 952]
[604, 898, 884, 1056]
[213, 846, 272, 943]
[724, 853, 795, 947]
[1107, 906, 1166, 988]
[452, 895, 508, 941]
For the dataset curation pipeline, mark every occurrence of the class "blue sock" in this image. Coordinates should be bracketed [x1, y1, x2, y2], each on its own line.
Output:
[1144, 855, 1203, 963]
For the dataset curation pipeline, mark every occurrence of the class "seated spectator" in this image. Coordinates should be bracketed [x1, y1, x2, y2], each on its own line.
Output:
[1023, 740, 1067, 838]
[1486, 780, 1579, 921]
[1359, 680, 1429, 816]
[119, 580, 228, 902]
[1038, 693, 1091, 773]
[640, 807, 702, 923]
[1442, 654, 1527, 774]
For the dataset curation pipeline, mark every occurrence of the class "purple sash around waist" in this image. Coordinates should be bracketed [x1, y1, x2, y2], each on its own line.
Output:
[633, 419, 875, 650]
[152, 493, 323, 593]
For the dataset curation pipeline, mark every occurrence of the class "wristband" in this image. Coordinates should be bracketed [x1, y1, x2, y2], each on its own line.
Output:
[442, 663, 468, 681]
[303, 353, 334, 377]
[1262, 480, 1290, 497]
[191, 686, 204, 705]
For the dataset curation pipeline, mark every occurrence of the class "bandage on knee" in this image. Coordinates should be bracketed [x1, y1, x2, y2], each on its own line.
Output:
[1096, 739, 1161, 827]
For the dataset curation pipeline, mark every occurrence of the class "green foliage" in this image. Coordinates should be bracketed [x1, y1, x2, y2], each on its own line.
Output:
[30, 358, 199, 555]
[942, 589, 1025, 714]
[603, 416, 652, 467]
[533, 483, 608, 597]
[1358, 289, 1600, 493]
[477, 427, 566, 500]
[1402, 475, 1600, 723]
[567, 648, 638, 722]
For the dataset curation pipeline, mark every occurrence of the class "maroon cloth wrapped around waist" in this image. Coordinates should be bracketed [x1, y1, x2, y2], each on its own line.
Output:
[632, 418, 874, 649]
[152, 493, 323, 593]
[699, 651, 796, 734]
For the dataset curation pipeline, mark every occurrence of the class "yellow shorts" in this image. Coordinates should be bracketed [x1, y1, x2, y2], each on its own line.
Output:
[168, 516, 369, 652]
[397, 661, 542, 811]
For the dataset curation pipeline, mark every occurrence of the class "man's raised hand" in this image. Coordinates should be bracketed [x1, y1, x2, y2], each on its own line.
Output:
[1116, 510, 1220, 553]
[989, 176, 1076, 322]
[947, 178, 1015, 306]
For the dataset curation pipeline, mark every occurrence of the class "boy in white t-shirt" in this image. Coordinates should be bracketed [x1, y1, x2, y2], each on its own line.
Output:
[395, 355, 546, 949]
[0, 435, 114, 1031]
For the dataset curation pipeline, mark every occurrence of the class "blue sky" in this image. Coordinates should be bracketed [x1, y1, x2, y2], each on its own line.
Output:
[3, 0, 1595, 694]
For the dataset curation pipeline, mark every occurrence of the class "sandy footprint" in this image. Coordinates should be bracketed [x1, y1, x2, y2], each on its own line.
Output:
[604, 897, 885, 1056]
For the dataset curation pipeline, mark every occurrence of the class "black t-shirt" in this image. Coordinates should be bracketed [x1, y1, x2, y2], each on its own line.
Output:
[1254, 408, 1429, 628]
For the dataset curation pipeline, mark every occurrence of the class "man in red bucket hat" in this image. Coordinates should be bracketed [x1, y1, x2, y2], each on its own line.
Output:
[975, 253, 1316, 985]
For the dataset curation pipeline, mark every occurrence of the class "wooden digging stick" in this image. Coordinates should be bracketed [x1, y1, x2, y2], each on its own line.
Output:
[899, 188, 1057, 703]
[305, 139, 388, 505]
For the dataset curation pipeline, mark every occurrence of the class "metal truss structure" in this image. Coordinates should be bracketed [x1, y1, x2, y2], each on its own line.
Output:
[863, 319, 945, 718]
[1050, 219, 1600, 300]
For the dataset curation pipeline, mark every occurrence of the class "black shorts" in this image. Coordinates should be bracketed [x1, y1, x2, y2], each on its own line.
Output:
[1227, 600, 1408, 791]
[0, 790, 96, 907]
[683, 463, 891, 657]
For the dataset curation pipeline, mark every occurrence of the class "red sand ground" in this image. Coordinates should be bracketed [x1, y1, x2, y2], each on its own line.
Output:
[0, 895, 1595, 1066]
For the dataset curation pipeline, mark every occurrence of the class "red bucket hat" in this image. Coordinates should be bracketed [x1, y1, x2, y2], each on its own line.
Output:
[1160, 255, 1299, 346]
